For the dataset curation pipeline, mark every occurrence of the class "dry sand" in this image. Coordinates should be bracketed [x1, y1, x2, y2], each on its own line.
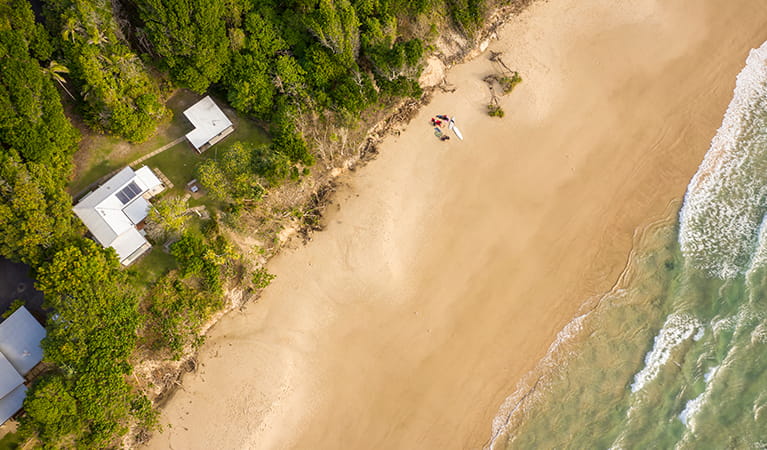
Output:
[145, 0, 767, 448]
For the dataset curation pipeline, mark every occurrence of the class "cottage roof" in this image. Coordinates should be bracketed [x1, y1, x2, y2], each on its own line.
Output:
[0, 306, 46, 376]
[72, 166, 162, 264]
[0, 384, 26, 425]
[0, 353, 22, 400]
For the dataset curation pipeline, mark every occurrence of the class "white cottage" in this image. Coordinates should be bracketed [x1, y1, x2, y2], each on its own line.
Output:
[183, 96, 234, 153]
[73, 166, 165, 265]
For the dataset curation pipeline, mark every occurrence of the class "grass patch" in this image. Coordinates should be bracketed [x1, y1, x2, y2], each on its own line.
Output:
[68, 90, 267, 198]
[0, 431, 24, 450]
[129, 248, 177, 287]
[142, 105, 269, 210]
[142, 143, 207, 197]
[68, 90, 201, 196]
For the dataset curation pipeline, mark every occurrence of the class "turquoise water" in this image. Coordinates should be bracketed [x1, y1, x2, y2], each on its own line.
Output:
[490, 41, 767, 449]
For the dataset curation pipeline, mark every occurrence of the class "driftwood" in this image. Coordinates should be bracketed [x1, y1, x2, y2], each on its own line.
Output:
[484, 52, 523, 98]
[438, 79, 457, 93]
[489, 51, 515, 74]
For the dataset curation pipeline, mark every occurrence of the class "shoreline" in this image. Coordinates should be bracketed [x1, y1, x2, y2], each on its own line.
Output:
[487, 197, 683, 448]
[145, 0, 767, 448]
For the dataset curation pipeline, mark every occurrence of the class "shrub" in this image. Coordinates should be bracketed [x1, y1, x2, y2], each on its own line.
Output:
[251, 268, 276, 290]
[499, 72, 523, 94]
[487, 103, 505, 118]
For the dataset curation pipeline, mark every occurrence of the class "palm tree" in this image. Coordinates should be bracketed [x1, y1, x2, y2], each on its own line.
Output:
[80, 83, 93, 101]
[86, 28, 108, 46]
[61, 17, 82, 42]
[43, 60, 75, 100]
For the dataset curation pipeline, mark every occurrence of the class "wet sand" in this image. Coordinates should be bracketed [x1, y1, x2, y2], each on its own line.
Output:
[146, 0, 767, 448]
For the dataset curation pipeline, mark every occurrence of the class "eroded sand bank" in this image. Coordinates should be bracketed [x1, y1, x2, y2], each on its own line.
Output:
[146, 0, 767, 448]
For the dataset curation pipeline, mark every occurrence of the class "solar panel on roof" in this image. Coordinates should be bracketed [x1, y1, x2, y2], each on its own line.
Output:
[116, 181, 141, 205]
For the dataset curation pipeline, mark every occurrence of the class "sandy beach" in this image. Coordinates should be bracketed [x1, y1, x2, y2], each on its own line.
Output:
[145, 0, 767, 449]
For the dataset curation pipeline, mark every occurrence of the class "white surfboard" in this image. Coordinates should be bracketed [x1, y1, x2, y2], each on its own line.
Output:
[448, 118, 464, 140]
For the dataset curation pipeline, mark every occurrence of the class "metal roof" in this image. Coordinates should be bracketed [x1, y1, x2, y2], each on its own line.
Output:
[0, 384, 26, 425]
[183, 96, 233, 150]
[0, 353, 23, 399]
[72, 166, 162, 264]
[0, 306, 45, 376]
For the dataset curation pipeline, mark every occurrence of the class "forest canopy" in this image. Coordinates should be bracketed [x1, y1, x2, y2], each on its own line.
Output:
[0, 0, 79, 265]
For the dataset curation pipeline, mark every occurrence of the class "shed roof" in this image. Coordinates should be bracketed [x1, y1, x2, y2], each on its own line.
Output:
[0, 306, 46, 376]
[183, 96, 233, 150]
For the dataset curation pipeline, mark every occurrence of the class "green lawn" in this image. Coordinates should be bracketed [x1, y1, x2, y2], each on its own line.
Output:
[0, 431, 24, 450]
[129, 247, 177, 288]
[68, 90, 269, 198]
[68, 90, 200, 196]
[142, 104, 269, 209]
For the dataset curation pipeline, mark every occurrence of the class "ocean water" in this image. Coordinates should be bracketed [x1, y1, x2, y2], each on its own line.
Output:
[489, 40, 767, 449]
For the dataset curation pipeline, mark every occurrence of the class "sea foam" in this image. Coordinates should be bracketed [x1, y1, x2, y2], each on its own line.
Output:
[630, 314, 700, 393]
[679, 366, 719, 429]
[679, 393, 705, 428]
[678, 41, 767, 279]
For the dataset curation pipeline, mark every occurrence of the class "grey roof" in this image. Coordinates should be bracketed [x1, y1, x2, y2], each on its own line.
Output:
[183, 96, 233, 150]
[73, 167, 138, 246]
[0, 306, 45, 376]
[0, 353, 22, 399]
[0, 306, 46, 425]
[0, 383, 25, 425]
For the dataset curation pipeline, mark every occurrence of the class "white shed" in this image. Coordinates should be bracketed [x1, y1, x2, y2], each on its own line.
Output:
[183, 96, 234, 153]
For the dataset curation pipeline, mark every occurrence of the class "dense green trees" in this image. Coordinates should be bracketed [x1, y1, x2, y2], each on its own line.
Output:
[20, 374, 80, 444]
[0, 152, 76, 265]
[0, 0, 79, 266]
[197, 142, 265, 203]
[135, 0, 232, 93]
[145, 272, 220, 359]
[448, 0, 487, 33]
[42, 0, 169, 142]
[171, 231, 237, 294]
[21, 239, 149, 447]
[0, 5, 79, 170]
[195, 138, 315, 210]
[223, 12, 287, 118]
[133, 0, 433, 150]
[305, 0, 361, 67]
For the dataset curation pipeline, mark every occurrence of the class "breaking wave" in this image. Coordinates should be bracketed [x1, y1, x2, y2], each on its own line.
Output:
[679, 41, 767, 279]
[629, 314, 701, 393]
